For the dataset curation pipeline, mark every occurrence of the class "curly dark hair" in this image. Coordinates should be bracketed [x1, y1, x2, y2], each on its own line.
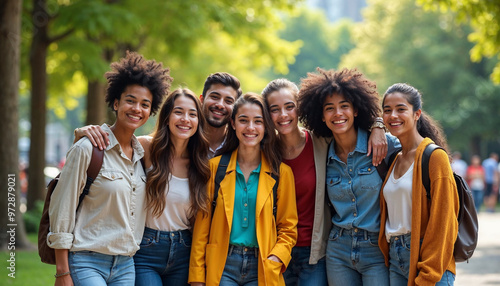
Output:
[147, 88, 210, 218]
[105, 51, 173, 116]
[298, 68, 380, 138]
[383, 83, 450, 154]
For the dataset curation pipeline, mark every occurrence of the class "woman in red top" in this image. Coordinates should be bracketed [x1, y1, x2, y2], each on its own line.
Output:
[466, 155, 486, 211]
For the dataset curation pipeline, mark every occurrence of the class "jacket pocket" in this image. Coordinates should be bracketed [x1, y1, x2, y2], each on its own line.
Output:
[263, 258, 283, 286]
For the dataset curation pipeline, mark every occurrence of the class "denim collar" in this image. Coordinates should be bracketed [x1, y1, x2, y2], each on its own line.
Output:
[327, 128, 369, 164]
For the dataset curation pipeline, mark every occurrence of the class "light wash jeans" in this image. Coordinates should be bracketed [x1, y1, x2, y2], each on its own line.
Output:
[389, 232, 455, 286]
[220, 244, 259, 286]
[326, 225, 389, 286]
[133, 227, 191, 286]
[69, 251, 134, 286]
[283, 246, 327, 286]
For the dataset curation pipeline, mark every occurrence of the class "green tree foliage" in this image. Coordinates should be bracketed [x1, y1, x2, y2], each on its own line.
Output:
[341, 0, 500, 155]
[417, 0, 500, 83]
[275, 7, 355, 84]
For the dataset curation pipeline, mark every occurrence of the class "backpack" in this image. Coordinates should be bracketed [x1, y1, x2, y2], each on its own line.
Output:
[38, 146, 104, 265]
[212, 152, 279, 220]
[422, 143, 479, 263]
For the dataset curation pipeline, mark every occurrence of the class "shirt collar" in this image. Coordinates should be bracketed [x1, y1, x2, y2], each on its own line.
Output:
[101, 124, 145, 162]
[327, 128, 369, 161]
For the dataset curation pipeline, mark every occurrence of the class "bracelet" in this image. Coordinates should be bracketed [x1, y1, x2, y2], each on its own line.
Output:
[54, 271, 71, 278]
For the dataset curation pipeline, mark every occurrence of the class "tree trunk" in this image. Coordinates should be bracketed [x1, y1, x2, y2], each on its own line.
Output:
[470, 135, 481, 158]
[0, 0, 32, 250]
[27, 0, 50, 211]
[86, 81, 107, 125]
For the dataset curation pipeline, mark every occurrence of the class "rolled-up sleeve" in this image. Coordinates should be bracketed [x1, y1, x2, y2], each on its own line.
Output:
[47, 140, 91, 249]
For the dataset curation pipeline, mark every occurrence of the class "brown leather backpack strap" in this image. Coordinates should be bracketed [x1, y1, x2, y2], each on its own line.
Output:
[77, 146, 104, 208]
[87, 146, 104, 179]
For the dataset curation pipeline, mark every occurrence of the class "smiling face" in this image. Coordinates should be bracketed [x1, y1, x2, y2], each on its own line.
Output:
[232, 102, 265, 149]
[267, 88, 299, 136]
[382, 92, 421, 138]
[167, 95, 199, 142]
[201, 83, 238, 128]
[113, 84, 153, 131]
[322, 93, 357, 136]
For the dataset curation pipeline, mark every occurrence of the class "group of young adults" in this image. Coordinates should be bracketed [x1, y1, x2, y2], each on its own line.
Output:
[47, 51, 460, 286]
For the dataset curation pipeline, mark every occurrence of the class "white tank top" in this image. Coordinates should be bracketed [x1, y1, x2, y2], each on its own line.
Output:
[145, 174, 192, 231]
[384, 162, 414, 242]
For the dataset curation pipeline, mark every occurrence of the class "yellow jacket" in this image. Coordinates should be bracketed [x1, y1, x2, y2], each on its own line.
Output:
[379, 138, 459, 285]
[189, 149, 298, 285]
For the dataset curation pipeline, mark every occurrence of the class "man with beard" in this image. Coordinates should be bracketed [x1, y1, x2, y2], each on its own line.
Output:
[200, 72, 242, 158]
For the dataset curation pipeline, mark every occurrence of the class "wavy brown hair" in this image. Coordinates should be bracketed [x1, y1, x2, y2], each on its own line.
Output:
[147, 88, 210, 218]
[217, 92, 282, 175]
[298, 67, 380, 137]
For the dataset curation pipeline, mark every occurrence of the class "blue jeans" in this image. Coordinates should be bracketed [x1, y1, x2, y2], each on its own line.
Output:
[472, 189, 483, 212]
[326, 225, 389, 286]
[220, 245, 259, 286]
[389, 233, 455, 286]
[133, 227, 192, 286]
[69, 251, 135, 286]
[283, 246, 327, 286]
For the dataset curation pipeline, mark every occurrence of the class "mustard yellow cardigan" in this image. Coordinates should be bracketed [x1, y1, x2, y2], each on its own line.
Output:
[378, 138, 459, 286]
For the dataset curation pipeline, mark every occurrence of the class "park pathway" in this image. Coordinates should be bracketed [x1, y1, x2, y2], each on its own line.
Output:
[456, 212, 500, 285]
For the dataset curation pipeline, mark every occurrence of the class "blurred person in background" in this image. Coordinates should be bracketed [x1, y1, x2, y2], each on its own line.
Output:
[466, 155, 486, 212]
[482, 153, 499, 212]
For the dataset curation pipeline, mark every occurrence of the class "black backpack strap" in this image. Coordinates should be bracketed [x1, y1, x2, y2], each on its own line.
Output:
[422, 143, 443, 200]
[376, 147, 401, 180]
[270, 173, 279, 219]
[211, 153, 232, 219]
[77, 146, 104, 209]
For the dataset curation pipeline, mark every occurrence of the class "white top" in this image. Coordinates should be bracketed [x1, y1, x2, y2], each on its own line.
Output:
[48, 124, 147, 256]
[145, 174, 191, 231]
[384, 161, 414, 242]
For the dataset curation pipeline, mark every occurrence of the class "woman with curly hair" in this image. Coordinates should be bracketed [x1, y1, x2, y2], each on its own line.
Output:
[261, 79, 388, 286]
[379, 83, 458, 285]
[48, 51, 171, 285]
[189, 93, 298, 286]
[298, 68, 400, 286]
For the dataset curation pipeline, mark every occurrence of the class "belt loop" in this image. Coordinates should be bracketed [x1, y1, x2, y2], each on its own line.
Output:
[155, 229, 160, 242]
[339, 227, 344, 237]
[228, 245, 234, 256]
[364, 230, 368, 241]
[254, 248, 258, 258]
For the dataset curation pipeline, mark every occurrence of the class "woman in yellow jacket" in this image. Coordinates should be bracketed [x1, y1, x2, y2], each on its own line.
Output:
[378, 83, 459, 286]
[189, 92, 298, 286]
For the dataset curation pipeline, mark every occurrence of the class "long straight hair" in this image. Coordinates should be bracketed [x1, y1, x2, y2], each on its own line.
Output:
[147, 88, 210, 218]
[217, 92, 282, 175]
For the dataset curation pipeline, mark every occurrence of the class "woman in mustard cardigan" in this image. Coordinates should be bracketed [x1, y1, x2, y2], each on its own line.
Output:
[378, 83, 459, 285]
[189, 92, 298, 286]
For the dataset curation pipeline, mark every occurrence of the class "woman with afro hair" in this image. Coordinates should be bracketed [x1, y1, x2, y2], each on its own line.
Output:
[298, 68, 400, 286]
[48, 51, 171, 286]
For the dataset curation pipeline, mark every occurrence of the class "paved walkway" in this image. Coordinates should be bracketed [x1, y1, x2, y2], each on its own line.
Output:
[456, 212, 500, 285]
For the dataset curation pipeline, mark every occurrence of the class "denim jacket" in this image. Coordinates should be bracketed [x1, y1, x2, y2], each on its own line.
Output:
[326, 128, 400, 233]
